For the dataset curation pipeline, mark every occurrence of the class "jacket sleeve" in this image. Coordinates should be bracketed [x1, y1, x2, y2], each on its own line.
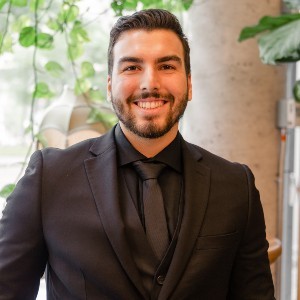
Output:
[0, 150, 48, 300]
[227, 165, 275, 300]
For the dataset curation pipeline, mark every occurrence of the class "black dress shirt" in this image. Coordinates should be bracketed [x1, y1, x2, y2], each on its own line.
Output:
[114, 124, 183, 239]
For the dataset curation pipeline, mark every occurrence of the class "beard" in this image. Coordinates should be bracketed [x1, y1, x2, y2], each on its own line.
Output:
[111, 90, 188, 139]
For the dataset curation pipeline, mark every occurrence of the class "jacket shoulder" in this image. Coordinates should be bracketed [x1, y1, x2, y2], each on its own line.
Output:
[184, 140, 245, 172]
[40, 127, 115, 163]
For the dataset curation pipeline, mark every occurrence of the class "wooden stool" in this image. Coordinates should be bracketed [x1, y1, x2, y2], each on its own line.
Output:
[267, 238, 282, 264]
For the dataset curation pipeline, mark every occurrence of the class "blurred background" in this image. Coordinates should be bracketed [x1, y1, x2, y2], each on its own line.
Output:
[1, 0, 300, 299]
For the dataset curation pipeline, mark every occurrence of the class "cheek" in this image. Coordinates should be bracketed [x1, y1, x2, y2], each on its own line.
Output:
[164, 76, 188, 95]
[169, 86, 188, 100]
[113, 78, 137, 97]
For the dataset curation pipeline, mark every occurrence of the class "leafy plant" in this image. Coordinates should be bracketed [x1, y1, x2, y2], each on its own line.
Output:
[0, 184, 16, 199]
[239, 13, 300, 65]
[238, 0, 300, 102]
[0, 0, 194, 198]
[111, 0, 193, 16]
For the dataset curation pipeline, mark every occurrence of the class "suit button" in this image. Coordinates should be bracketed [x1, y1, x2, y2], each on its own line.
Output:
[157, 275, 165, 285]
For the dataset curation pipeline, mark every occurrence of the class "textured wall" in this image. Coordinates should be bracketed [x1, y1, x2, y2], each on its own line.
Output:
[181, 0, 286, 286]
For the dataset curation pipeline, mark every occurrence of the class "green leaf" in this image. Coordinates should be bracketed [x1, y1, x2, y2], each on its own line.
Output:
[182, 0, 193, 10]
[258, 18, 300, 64]
[87, 108, 117, 129]
[45, 61, 64, 77]
[36, 33, 53, 49]
[35, 132, 48, 147]
[87, 108, 118, 130]
[239, 13, 300, 42]
[140, 0, 161, 9]
[66, 0, 79, 4]
[58, 4, 79, 23]
[29, 0, 44, 11]
[11, 0, 27, 7]
[66, 5, 79, 22]
[123, 0, 138, 10]
[111, 0, 124, 16]
[74, 78, 91, 95]
[293, 80, 300, 102]
[47, 18, 62, 31]
[88, 89, 105, 102]
[81, 61, 95, 78]
[0, 184, 16, 198]
[0, 0, 7, 11]
[140, 0, 155, 8]
[33, 82, 55, 99]
[138, 0, 192, 11]
[141, 0, 152, 4]
[67, 43, 83, 60]
[19, 26, 36, 47]
[70, 22, 90, 43]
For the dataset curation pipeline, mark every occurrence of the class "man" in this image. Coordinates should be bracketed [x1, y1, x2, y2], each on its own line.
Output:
[0, 9, 275, 300]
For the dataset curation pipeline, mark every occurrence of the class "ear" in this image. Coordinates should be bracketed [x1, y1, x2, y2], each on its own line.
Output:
[107, 75, 112, 102]
[187, 74, 192, 101]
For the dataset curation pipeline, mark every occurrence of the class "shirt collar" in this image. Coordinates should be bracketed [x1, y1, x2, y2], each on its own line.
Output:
[114, 123, 182, 173]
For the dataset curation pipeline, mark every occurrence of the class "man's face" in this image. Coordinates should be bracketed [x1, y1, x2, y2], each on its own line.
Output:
[107, 29, 192, 139]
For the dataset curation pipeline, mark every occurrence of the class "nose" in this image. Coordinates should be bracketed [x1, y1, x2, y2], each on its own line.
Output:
[139, 67, 160, 91]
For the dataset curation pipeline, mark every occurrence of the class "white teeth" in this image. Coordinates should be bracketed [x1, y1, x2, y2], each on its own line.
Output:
[137, 101, 164, 109]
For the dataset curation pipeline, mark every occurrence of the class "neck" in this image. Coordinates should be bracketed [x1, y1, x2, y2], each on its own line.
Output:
[119, 123, 179, 158]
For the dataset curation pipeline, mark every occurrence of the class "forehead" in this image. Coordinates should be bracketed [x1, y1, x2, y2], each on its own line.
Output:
[113, 29, 184, 60]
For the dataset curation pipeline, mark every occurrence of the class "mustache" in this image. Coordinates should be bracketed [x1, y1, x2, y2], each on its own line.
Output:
[128, 91, 174, 102]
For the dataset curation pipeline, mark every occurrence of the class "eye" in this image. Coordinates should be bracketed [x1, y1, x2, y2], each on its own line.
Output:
[160, 64, 176, 71]
[123, 65, 139, 72]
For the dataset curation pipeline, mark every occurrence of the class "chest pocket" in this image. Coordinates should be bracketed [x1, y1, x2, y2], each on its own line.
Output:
[196, 231, 239, 250]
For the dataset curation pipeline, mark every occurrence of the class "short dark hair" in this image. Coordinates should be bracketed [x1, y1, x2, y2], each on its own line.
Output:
[108, 9, 191, 76]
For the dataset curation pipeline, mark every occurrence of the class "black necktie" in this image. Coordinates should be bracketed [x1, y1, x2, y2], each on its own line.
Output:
[133, 160, 169, 260]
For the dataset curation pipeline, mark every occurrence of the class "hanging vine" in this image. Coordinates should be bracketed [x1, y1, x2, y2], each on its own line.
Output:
[0, 0, 194, 198]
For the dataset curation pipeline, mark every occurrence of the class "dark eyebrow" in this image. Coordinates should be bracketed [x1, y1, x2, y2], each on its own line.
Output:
[156, 55, 182, 64]
[117, 55, 182, 66]
[118, 56, 143, 66]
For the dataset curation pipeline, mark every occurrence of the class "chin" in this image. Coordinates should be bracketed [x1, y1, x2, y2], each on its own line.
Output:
[127, 121, 176, 139]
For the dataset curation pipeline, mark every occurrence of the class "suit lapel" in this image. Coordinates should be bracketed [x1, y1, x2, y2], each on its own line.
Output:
[159, 140, 211, 300]
[84, 129, 147, 298]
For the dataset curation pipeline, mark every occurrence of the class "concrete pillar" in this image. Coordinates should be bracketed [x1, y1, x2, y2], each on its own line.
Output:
[181, 0, 286, 289]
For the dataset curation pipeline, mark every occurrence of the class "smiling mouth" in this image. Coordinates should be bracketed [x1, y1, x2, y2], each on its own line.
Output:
[135, 100, 166, 109]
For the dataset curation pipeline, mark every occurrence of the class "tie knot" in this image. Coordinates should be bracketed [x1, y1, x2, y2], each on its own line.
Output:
[133, 161, 166, 181]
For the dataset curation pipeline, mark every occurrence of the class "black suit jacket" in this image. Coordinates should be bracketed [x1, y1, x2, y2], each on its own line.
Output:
[0, 126, 274, 299]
